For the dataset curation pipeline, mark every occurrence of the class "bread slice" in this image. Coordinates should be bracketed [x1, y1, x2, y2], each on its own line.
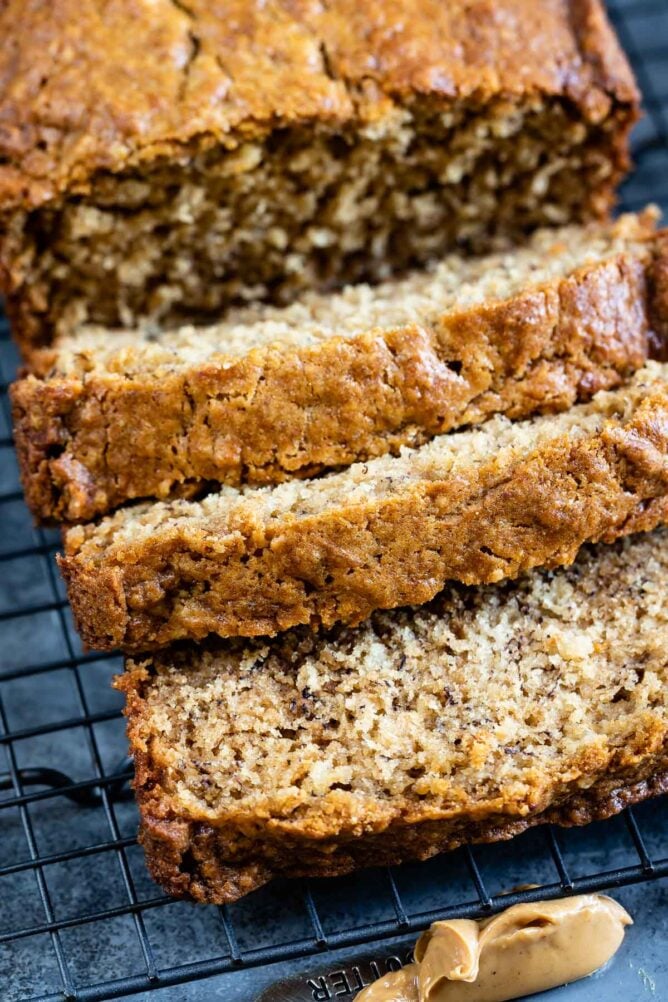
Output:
[60, 362, 668, 652]
[0, 0, 638, 352]
[12, 213, 668, 524]
[118, 529, 668, 903]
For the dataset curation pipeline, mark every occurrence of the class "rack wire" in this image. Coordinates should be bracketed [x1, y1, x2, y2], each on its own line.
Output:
[1, 1, 668, 999]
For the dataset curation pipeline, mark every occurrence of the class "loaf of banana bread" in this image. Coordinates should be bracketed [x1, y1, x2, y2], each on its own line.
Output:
[119, 529, 668, 903]
[12, 213, 667, 523]
[0, 0, 638, 354]
[60, 362, 668, 652]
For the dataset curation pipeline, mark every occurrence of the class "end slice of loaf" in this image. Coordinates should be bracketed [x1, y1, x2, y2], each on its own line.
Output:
[12, 212, 668, 523]
[119, 529, 668, 904]
[60, 362, 668, 652]
[0, 0, 638, 351]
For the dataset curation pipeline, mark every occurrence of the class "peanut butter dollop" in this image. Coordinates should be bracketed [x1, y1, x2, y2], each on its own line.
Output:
[354, 894, 631, 1001]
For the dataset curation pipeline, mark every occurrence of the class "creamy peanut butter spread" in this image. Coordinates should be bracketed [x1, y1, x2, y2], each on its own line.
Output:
[354, 895, 631, 1001]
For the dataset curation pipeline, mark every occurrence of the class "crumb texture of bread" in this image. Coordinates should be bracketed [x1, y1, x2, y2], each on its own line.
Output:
[0, 0, 638, 350]
[11, 213, 666, 523]
[118, 530, 668, 902]
[59, 363, 668, 652]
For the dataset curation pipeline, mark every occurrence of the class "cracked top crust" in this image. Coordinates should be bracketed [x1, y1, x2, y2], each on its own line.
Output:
[0, 0, 638, 211]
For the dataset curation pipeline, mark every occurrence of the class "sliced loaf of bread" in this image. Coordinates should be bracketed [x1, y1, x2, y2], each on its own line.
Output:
[13, 213, 668, 523]
[61, 362, 668, 652]
[0, 0, 638, 350]
[119, 529, 668, 903]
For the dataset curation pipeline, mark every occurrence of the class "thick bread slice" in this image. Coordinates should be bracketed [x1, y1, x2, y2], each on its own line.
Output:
[119, 529, 668, 903]
[61, 362, 668, 652]
[14, 214, 668, 524]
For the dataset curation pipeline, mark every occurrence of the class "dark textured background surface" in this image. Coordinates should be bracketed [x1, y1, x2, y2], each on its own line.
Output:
[1, 1, 668, 998]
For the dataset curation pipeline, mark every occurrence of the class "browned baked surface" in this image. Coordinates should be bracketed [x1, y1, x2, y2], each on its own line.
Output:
[118, 531, 668, 902]
[12, 218, 667, 524]
[0, 0, 637, 207]
[0, 0, 638, 351]
[134, 771, 668, 903]
[60, 363, 668, 652]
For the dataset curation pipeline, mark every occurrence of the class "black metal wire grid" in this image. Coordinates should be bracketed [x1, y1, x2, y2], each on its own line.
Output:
[1, 1, 668, 999]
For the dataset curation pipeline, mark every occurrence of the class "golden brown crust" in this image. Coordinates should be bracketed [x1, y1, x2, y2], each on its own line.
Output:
[137, 768, 668, 903]
[0, 0, 637, 213]
[117, 530, 668, 903]
[128, 729, 668, 904]
[12, 249, 659, 524]
[0, 0, 639, 351]
[137, 770, 668, 903]
[59, 382, 668, 652]
[648, 233, 668, 361]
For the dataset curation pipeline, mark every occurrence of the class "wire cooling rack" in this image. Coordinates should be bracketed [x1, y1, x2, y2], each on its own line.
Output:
[1, 2, 668, 999]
